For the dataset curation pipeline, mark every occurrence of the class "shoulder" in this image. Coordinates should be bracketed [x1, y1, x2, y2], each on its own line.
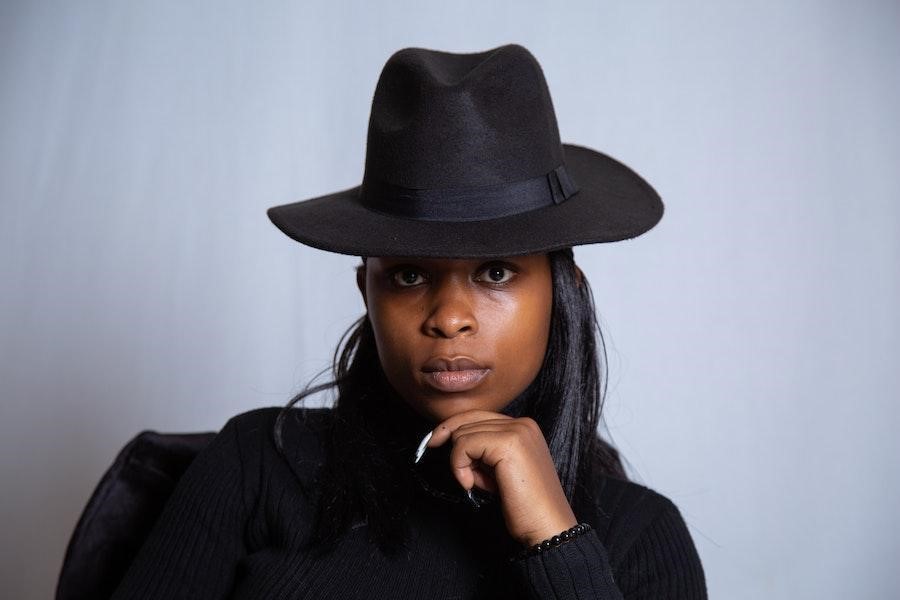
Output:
[220, 405, 335, 453]
[592, 474, 681, 519]
[221, 406, 335, 479]
[223, 405, 335, 437]
[584, 474, 694, 566]
[589, 475, 707, 593]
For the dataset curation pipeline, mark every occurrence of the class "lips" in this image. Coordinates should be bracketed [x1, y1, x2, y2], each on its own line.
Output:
[422, 357, 488, 372]
[421, 356, 491, 392]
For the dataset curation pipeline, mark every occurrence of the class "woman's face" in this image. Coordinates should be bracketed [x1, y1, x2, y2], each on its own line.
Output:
[358, 254, 553, 423]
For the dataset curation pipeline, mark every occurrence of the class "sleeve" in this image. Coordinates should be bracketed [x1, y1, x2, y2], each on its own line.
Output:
[110, 414, 254, 600]
[509, 500, 707, 600]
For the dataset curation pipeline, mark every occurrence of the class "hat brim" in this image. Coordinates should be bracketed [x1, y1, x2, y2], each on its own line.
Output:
[266, 144, 663, 258]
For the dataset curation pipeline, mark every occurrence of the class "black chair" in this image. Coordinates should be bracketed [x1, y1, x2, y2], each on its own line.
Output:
[56, 430, 216, 600]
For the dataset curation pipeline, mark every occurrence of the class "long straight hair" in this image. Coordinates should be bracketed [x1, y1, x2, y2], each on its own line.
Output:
[274, 248, 627, 555]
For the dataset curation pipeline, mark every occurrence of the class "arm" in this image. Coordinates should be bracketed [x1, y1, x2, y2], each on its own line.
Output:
[421, 410, 706, 599]
[510, 499, 707, 599]
[111, 415, 253, 599]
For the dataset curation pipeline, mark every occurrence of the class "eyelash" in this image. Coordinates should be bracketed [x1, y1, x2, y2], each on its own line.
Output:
[475, 265, 517, 285]
[390, 269, 427, 287]
[389, 263, 517, 288]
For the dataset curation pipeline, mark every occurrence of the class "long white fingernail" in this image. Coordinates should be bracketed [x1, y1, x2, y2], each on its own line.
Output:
[413, 431, 433, 464]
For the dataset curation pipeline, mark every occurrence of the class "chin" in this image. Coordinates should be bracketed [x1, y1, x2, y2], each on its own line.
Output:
[415, 393, 507, 422]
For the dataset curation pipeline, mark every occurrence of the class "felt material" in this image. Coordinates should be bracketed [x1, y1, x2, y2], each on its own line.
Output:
[266, 44, 663, 258]
[56, 430, 215, 600]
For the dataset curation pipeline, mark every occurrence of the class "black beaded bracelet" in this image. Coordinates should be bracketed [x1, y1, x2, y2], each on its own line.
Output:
[512, 523, 593, 561]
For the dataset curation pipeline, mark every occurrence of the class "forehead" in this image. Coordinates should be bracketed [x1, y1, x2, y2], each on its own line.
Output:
[365, 254, 547, 268]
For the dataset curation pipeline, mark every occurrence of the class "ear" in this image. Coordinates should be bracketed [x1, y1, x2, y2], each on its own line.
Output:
[356, 263, 368, 307]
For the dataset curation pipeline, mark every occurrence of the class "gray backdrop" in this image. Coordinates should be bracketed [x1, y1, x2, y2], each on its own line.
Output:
[2, 1, 898, 598]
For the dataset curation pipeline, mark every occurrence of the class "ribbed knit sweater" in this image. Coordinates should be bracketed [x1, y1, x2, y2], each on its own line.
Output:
[111, 407, 706, 599]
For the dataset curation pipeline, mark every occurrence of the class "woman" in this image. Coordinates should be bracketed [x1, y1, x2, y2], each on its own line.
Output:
[112, 44, 707, 599]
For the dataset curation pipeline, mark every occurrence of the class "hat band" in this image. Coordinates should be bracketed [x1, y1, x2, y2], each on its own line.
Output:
[358, 164, 579, 222]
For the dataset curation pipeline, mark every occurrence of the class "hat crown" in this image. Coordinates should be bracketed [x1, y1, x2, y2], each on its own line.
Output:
[266, 44, 664, 258]
[363, 44, 564, 189]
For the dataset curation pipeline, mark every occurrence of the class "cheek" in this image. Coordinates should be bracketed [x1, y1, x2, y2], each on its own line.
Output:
[367, 298, 419, 370]
[485, 290, 552, 385]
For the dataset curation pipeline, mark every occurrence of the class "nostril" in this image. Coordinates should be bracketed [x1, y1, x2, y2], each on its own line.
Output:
[423, 301, 478, 337]
[427, 323, 474, 338]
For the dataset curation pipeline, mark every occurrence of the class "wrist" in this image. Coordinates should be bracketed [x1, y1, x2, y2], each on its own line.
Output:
[513, 522, 594, 561]
[521, 515, 579, 547]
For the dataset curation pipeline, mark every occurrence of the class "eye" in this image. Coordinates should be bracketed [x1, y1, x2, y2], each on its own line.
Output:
[391, 268, 427, 287]
[475, 264, 515, 284]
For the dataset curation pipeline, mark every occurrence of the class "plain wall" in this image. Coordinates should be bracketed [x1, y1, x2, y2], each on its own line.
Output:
[1, 1, 898, 598]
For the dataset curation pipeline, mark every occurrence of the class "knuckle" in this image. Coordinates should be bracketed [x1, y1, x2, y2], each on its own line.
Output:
[518, 417, 540, 434]
[449, 445, 471, 468]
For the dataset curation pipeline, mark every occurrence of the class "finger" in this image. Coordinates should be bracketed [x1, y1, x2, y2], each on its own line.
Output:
[471, 463, 498, 493]
[414, 422, 509, 464]
[449, 424, 513, 445]
[427, 410, 513, 448]
[448, 431, 511, 491]
[448, 443, 480, 491]
[454, 419, 521, 431]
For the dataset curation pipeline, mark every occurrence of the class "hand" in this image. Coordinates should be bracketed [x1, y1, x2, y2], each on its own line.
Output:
[422, 409, 578, 546]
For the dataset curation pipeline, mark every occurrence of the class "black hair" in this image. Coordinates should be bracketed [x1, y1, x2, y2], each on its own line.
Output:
[274, 247, 627, 556]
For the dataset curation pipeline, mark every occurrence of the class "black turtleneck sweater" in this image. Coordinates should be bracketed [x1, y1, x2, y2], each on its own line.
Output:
[111, 407, 707, 599]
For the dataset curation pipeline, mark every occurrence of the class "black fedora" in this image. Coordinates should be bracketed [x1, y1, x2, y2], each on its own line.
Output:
[267, 44, 662, 258]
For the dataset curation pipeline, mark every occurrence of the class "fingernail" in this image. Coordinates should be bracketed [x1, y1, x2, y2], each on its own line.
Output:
[413, 430, 433, 464]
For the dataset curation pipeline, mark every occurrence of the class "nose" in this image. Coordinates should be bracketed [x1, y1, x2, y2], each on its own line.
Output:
[422, 278, 478, 339]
